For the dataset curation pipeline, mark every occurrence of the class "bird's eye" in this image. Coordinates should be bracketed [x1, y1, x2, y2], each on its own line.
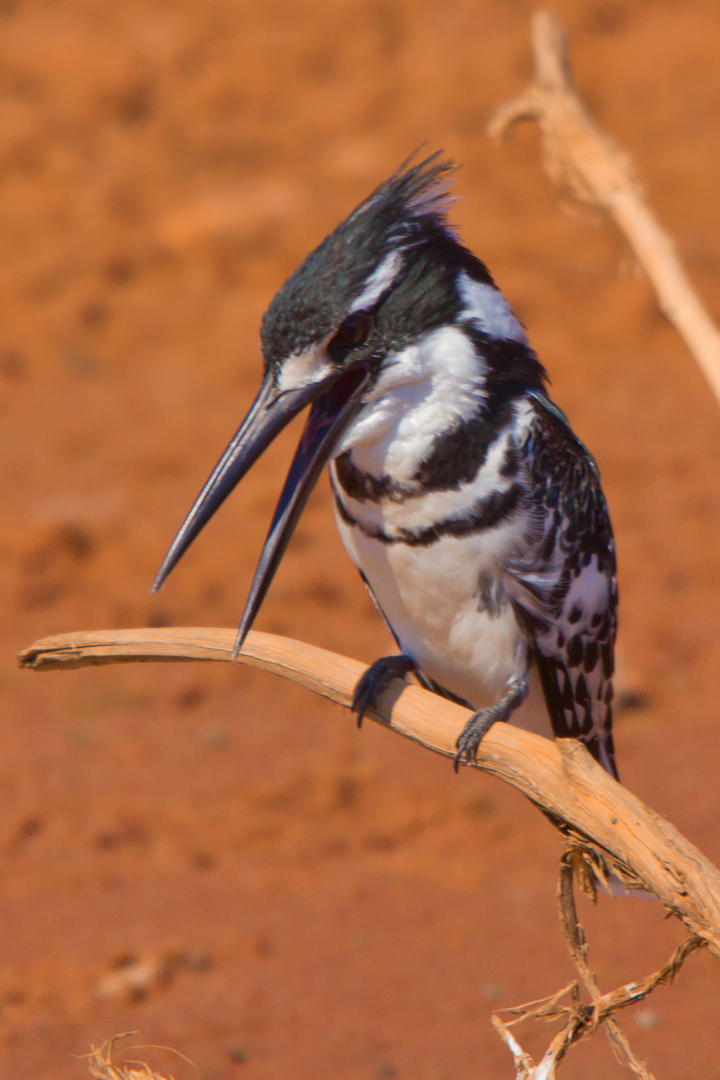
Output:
[335, 312, 371, 349]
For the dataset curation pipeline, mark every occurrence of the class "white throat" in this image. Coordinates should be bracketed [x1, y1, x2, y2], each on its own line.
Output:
[336, 324, 486, 481]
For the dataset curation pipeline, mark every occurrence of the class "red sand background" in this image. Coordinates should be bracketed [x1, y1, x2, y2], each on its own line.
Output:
[3, 1, 720, 1077]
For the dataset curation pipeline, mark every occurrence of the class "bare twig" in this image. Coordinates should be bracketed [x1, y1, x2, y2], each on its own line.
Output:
[491, 983, 584, 1079]
[490, 1014, 542, 1079]
[16, 627, 720, 959]
[488, 11, 720, 406]
[492, 1011, 586, 1080]
[492, 873, 703, 1079]
[557, 859, 655, 1077]
[491, 981, 643, 1080]
[497, 981, 579, 1026]
[592, 933, 706, 1022]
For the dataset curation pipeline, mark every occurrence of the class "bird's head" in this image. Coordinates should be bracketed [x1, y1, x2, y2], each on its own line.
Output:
[152, 152, 536, 650]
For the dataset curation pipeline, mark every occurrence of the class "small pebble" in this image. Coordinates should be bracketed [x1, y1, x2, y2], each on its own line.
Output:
[481, 982, 506, 1001]
[635, 1006, 660, 1030]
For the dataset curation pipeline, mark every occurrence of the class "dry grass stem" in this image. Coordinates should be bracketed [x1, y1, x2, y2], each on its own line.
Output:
[488, 11, 720, 406]
[84, 1033, 172, 1080]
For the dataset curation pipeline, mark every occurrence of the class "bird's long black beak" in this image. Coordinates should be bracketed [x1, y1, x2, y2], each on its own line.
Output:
[152, 362, 372, 656]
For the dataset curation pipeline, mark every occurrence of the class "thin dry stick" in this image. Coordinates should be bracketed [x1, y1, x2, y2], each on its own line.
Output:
[492, 1013, 584, 1080]
[490, 1015, 540, 1080]
[489, 873, 704, 1078]
[16, 627, 720, 959]
[491, 982, 585, 1080]
[491, 989, 630, 1080]
[557, 859, 654, 1078]
[589, 933, 706, 1026]
[488, 11, 720, 407]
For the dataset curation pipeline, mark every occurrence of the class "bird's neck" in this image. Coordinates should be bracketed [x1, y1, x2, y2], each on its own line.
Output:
[335, 325, 484, 480]
[335, 323, 540, 486]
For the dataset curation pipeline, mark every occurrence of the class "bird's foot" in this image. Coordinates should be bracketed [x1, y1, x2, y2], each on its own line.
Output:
[453, 675, 529, 772]
[352, 654, 417, 728]
[454, 707, 507, 771]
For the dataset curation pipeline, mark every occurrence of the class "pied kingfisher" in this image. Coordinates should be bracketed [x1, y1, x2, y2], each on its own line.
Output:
[153, 154, 619, 778]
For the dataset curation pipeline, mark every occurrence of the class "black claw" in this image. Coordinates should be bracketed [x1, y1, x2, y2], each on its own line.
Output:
[352, 655, 416, 728]
[453, 733, 478, 771]
[454, 708, 499, 770]
[451, 678, 529, 773]
[353, 684, 371, 729]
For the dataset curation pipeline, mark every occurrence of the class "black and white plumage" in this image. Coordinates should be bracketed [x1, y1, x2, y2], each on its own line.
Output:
[153, 154, 619, 779]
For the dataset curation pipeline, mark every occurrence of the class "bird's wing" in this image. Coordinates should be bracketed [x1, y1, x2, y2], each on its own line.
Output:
[506, 393, 619, 779]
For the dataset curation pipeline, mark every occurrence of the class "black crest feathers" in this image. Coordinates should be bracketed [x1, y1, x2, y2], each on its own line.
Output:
[260, 153, 458, 367]
[348, 151, 458, 239]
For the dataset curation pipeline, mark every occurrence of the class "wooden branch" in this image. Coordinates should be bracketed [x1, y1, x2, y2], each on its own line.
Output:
[17, 627, 720, 960]
[488, 11, 720, 407]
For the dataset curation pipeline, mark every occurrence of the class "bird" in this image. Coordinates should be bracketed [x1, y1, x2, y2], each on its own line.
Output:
[152, 152, 619, 779]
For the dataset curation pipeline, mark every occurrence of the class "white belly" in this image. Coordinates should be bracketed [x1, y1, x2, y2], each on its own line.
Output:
[334, 503, 528, 709]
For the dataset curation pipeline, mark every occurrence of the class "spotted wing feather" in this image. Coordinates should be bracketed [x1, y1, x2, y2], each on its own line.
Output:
[508, 395, 618, 779]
